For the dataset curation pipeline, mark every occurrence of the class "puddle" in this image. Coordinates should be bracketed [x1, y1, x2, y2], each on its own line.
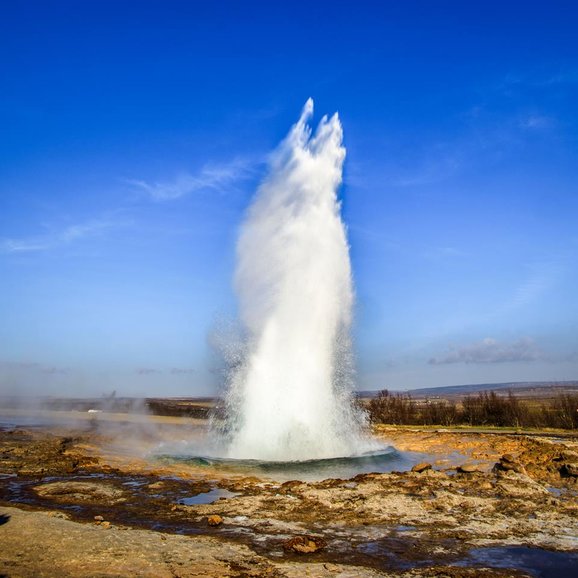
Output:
[394, 525, 417, 533]
[352, 536, 448, 569]
[122, 480, 148, 488]
[455, 546, 578, 577]
[177, 488, 239, 505]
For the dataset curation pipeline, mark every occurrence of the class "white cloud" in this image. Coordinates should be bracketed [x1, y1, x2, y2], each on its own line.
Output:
[0, 217, 126, 255]
[126, 158, 256, 201]
[429, 337, 543, 365]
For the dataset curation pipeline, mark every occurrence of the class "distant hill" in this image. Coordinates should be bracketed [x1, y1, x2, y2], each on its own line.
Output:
[358, 381, 578, 399]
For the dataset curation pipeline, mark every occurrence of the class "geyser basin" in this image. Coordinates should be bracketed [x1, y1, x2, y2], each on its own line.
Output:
[155, 445, 426, 482]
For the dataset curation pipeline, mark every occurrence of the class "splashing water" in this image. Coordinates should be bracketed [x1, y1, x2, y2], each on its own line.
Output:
[220, 99, 373, 462]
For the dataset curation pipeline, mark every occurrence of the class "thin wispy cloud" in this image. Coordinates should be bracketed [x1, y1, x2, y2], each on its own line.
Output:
[500, 68, 578, 89]
[391, 153, 463, 188]
[0, 217, 127, 255]
[511, 260, 564, 308]
[136, 368, 162, 375]
[544, 70, 578, 85]
[126, 157, 257, 201]
[423, 246, 467, 260]
[429, 337, 543, 365]
[170, 368, 196, 375]
[134, 367, 195, 376]
[0, 239, 52, 253]
[518, 114, 554, 130]
[0, 361, 70, 375]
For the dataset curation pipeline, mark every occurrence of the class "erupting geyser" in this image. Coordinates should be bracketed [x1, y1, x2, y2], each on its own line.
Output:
[220, 99, 373, 462]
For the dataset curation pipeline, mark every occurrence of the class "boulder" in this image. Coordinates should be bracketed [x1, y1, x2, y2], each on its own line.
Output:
[495, 454, 526, 474]
[555, 450, 578, 462]
[282, 535, 326, 554]
[207, 515, 223, 527]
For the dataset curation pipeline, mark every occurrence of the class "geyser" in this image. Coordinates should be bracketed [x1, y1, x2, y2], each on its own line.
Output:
[220, 99, 373, 462]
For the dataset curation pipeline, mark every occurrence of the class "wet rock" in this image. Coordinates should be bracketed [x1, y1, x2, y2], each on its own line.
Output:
[282, 535, 326, 554]
[561, 463, 578, 477]
[34, 481, 125, 503]
[457, 464, 479, 474]
[58, 436, 76, 454]
[147, 481, 165, 490]
[207, 514, 223, 527]
[412, 462, 432, 473]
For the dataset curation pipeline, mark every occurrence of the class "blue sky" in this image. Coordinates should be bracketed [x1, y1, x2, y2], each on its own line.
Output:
[1, 1, 577, 397]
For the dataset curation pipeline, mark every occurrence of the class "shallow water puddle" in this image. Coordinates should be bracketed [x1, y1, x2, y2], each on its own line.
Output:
[454, 546, 578, 577]
[177, 488, 239, 505]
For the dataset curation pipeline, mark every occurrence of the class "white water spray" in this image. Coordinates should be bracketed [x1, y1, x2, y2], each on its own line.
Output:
[222, 99, 371, 461]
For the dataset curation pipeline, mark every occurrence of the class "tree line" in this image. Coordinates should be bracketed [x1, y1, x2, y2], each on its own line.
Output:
[366, 389, 578, 430]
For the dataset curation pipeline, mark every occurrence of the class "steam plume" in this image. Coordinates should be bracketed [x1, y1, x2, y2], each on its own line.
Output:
[222, 99, 369, 461]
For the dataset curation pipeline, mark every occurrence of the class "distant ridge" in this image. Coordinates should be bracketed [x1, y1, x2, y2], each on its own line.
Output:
[358, 380, 578, 398]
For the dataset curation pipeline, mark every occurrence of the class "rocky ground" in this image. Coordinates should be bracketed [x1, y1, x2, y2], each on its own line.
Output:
[1, 420, 578, 577]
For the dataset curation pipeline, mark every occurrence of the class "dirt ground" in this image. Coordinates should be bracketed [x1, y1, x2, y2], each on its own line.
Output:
[1, 417, 578, 577]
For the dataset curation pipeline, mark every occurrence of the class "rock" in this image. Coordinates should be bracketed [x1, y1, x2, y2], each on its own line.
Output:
[562, 463, 578, 477]
[556, 450, 578, 462]
[47, 511, 68, 519]
[412, 462, 432, 473]
[323, 562, 340, 572]
[34, 481, 124, 503]
[101, 521, 111, 529]
[495, 454, 526, 474]
[457, 464, 479, 473]
[94, 515, 104, 522]
[207, 515, 223, 527]
[282, 535, 326, 554]
[278, 480, 304, 494]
